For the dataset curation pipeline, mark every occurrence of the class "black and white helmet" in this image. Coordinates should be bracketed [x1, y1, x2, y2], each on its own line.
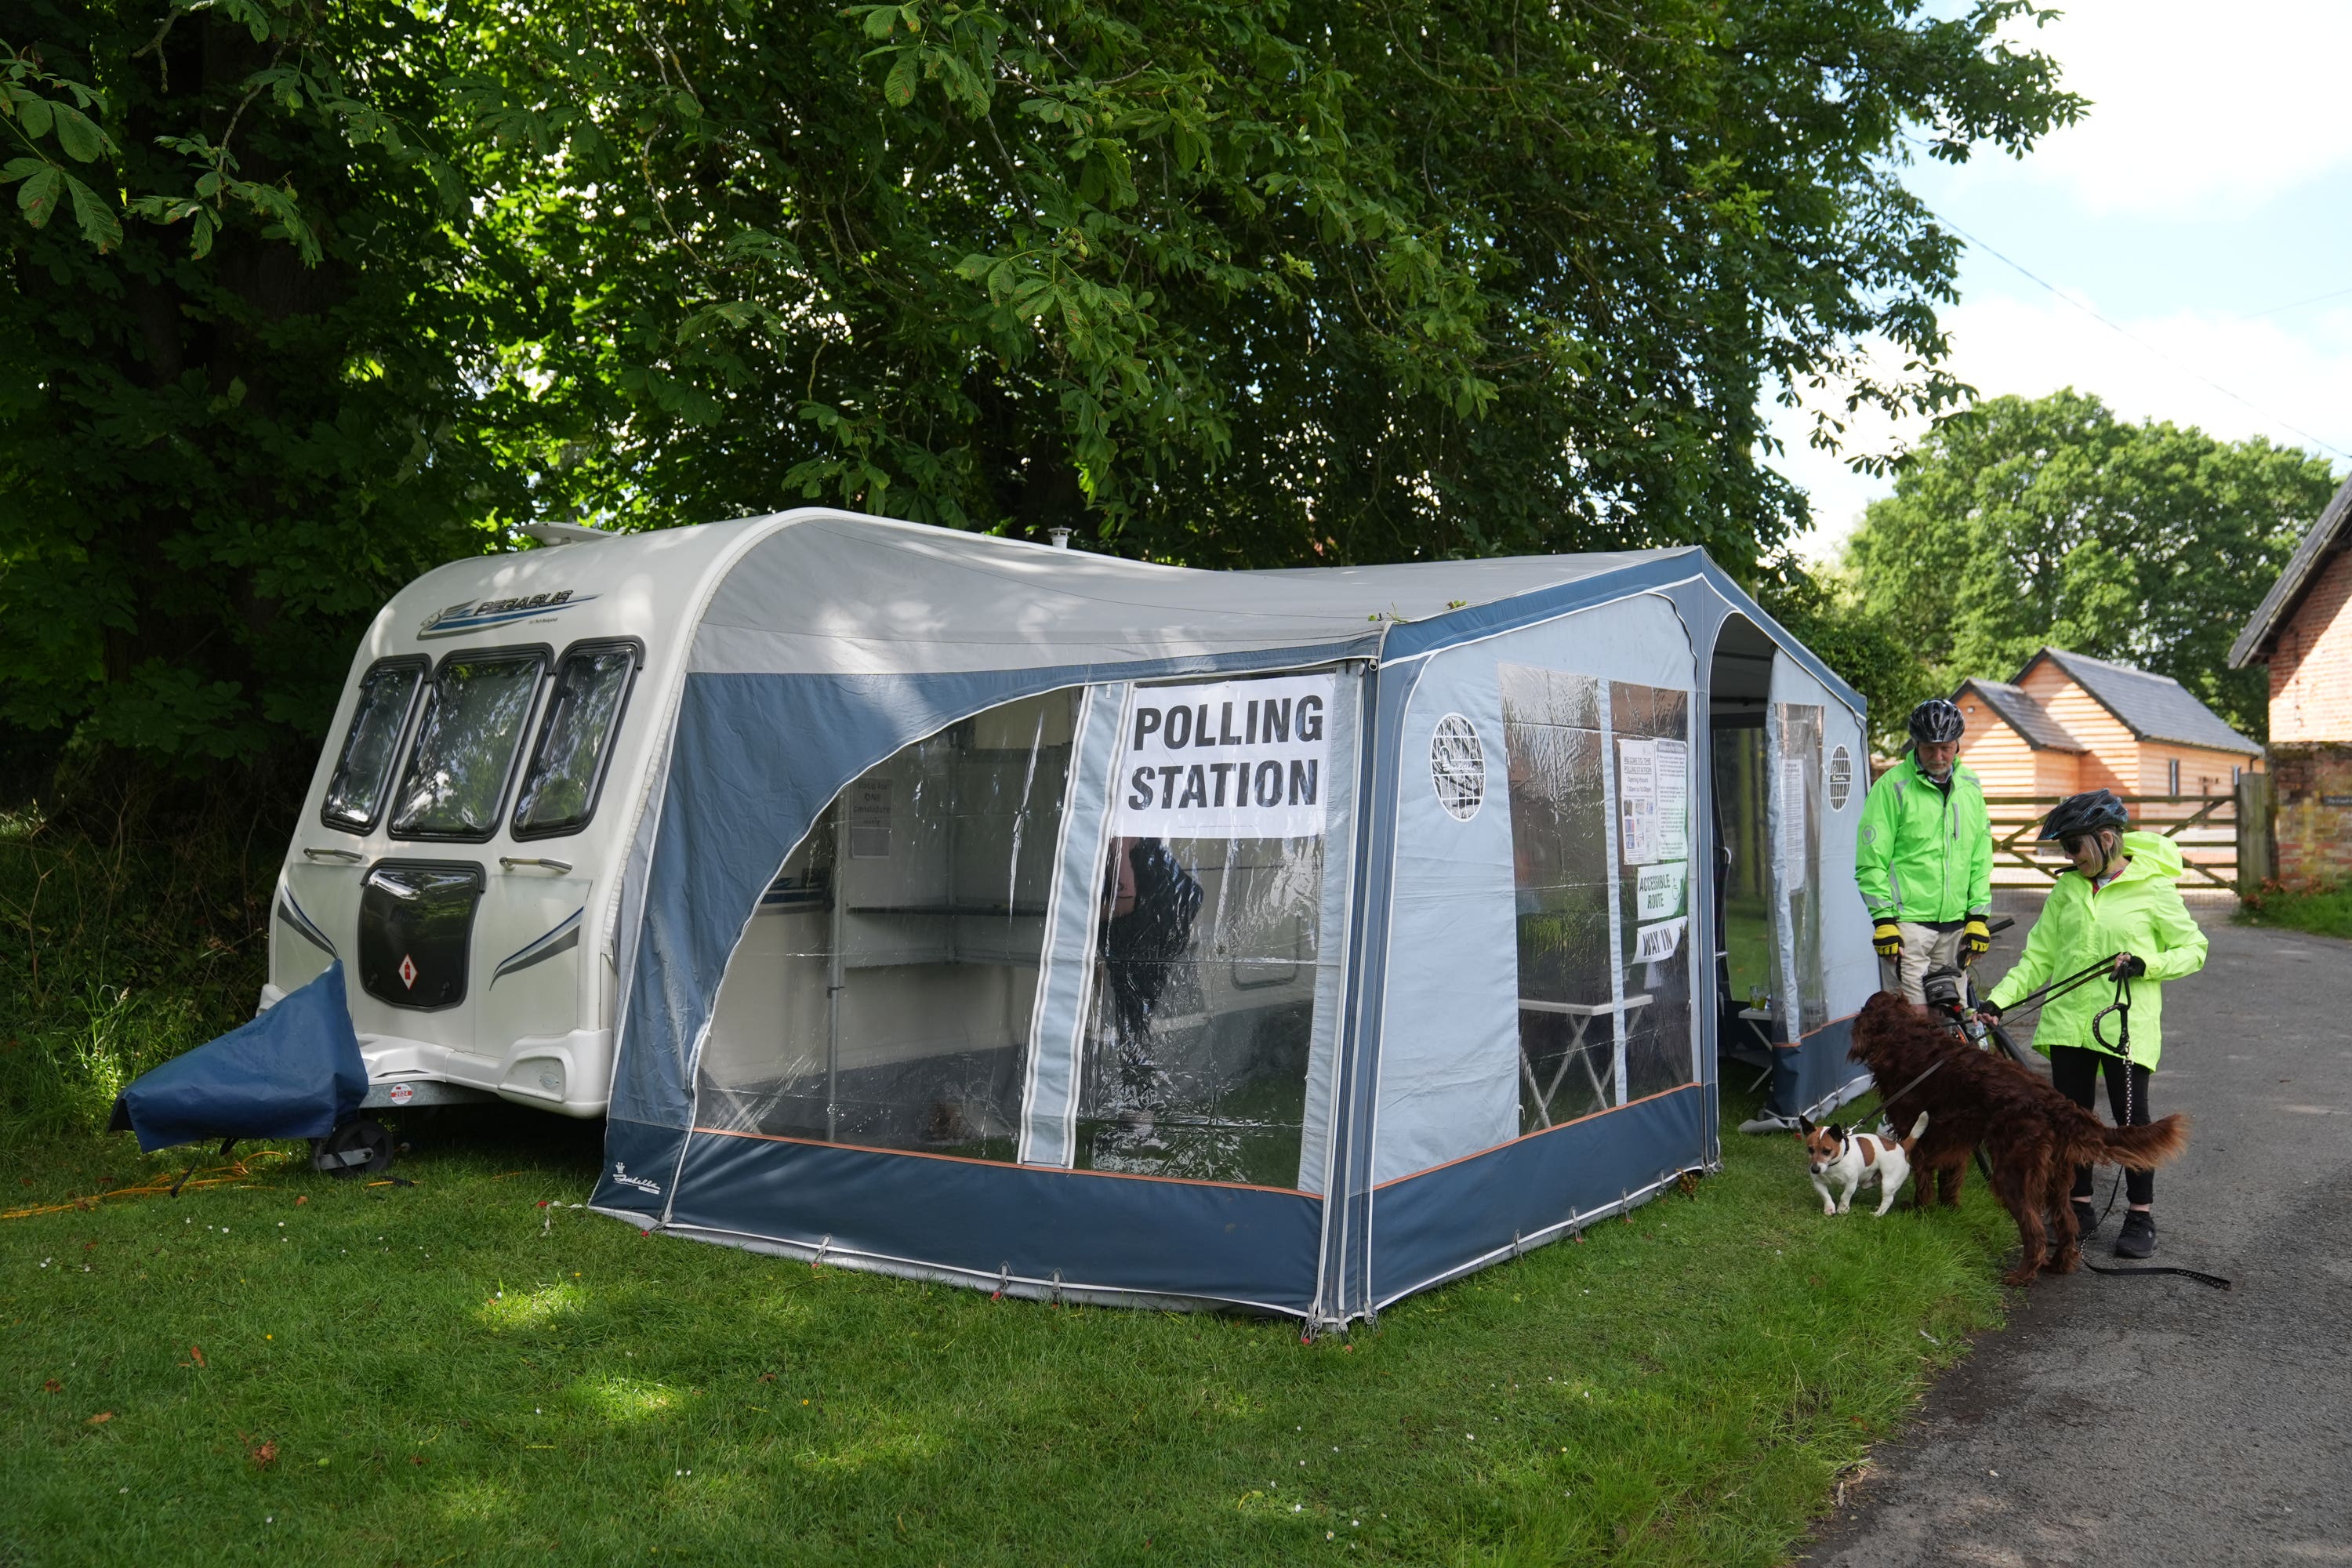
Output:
[1907, 698, 1965, 746]
[2038, 789, 2129, 843]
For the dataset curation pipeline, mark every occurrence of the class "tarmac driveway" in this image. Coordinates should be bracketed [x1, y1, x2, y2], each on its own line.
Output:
[1802, 915, 2352, 1567]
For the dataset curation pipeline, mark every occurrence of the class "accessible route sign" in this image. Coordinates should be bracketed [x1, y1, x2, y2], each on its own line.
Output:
[1115, 674, 1333, 840]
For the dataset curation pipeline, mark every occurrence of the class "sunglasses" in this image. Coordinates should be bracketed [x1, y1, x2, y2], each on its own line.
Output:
[2059, 833, 2103, 855]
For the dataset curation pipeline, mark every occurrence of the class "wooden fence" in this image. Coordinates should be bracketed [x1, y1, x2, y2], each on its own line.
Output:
[1985, 791, 2251, 892]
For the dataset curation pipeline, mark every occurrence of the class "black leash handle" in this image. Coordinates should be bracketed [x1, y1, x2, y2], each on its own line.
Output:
[2085, 1261, 2234, 1290]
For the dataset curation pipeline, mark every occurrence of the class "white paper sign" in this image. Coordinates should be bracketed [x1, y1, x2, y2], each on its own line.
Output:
[1635, 916, 1686, 964]
[1635, 862, 1686, 921]
[1655, 737, 1690, 862]
[848, 778, 891, 858]
[1617, 736, 1660, 865]
[1777, 756, 1808, 888]
[1115, 673, 1334, 839]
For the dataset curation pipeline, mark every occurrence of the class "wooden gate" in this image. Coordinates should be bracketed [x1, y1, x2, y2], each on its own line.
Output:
[1984, 793, 2241, 891]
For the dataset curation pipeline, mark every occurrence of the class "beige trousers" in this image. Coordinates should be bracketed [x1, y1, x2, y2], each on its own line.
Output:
[1878, 922, 1967, 1006]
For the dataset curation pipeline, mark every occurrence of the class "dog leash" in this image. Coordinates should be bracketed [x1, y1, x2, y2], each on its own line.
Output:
[2078, 974, 2232, 1291]
[1987, 956, 2117, 1022]
[1891, 971, 2235, 1291]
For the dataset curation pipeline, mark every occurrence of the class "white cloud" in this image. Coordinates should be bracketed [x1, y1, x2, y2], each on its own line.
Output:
[1773, 293, 2352, 562]
[1955, 0, 2352, 217]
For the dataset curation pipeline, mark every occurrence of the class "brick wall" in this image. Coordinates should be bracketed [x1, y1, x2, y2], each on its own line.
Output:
[2270, 548, 2352, 743]
[2270, 742, 2352, 887]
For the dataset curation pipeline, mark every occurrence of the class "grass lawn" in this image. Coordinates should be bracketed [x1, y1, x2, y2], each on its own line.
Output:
[2, 811, 2020, 1566]
[2236, 881, 2352, 942]
[2, 1087, 2016, 1568]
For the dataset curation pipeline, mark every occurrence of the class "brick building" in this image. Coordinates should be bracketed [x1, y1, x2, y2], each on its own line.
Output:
[2231, 474, 2352, 885]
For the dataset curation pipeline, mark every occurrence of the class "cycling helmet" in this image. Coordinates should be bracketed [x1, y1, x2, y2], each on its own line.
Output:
[2037, 789, 2129, 843]
[1907, 699, 1965, 746]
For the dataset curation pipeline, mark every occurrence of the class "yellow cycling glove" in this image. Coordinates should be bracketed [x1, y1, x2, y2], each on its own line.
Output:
[1872, 920, 1903, 960]
[1962, 916, 1991, 959]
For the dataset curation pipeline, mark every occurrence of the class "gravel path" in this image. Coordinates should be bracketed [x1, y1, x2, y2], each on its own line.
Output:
[1802, 914, 2352, 1567]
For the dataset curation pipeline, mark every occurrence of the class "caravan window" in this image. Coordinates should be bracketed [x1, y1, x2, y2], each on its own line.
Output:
[321, 657, 427, 833]
[388, 650, 547, 840]
[512, 641, 640, 838]
[695, 691, 1078, 1160]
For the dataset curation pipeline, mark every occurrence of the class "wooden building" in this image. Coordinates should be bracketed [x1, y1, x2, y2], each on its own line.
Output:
[2231, 474, 2352, 887]
[1954, 648, 2261, 799]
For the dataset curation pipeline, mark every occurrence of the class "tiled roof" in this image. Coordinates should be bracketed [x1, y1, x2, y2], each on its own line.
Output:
[2231, 471, 2352, 668]
[2023, 648, 2263, 757]
[1956, 679, 2085, 752]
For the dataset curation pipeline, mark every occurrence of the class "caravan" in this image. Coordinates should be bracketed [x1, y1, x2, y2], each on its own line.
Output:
[270, 509, 1873, 1326]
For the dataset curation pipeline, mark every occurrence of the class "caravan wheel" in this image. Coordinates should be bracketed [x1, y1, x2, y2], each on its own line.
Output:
[313, 1117, 395, 1178]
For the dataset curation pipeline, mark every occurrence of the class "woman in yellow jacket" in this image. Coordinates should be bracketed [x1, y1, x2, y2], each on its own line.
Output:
[1980, 790, 2207, 1260]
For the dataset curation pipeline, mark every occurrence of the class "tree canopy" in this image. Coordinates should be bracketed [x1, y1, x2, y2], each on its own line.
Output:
[4, 0, 2083, 771]
[1844, 389, 2341, 743]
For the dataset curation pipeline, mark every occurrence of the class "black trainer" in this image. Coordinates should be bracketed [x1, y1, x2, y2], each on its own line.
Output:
[2071, 1198, 2100, 1239]
[2114, 1210, 2155, 1259]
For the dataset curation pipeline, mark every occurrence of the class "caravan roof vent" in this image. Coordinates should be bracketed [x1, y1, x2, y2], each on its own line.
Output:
[518, 520, 613, 548]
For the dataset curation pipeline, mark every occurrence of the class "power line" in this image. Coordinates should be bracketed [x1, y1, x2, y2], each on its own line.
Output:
[2245, 282, 2352, 319]
[1935, 215, 2352, 463]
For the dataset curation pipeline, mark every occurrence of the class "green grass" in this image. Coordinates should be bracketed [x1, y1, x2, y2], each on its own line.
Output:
[1, 1087, 2015, 1568]
[1, 808, 2022, 1566]
[2236, 880, 2352, 942]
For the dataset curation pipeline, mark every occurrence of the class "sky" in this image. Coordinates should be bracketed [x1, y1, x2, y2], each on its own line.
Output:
[1770, 0, 2352, 563]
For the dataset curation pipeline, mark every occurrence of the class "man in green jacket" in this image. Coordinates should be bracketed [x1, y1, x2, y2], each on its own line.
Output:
[1980, 790, 2206, 1259]
[1854, 699, 1994, 1003]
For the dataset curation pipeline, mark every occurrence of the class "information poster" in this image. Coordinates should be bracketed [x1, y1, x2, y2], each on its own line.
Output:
[1617, 736, 1660, 865]
[1655, 737, 1690, 862]
[848, 778, 892, 859]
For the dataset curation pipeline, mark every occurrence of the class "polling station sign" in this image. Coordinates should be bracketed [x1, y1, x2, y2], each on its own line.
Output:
[1115, 674, 1334, 840]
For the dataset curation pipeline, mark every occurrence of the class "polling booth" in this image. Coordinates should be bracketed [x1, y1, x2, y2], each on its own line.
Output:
[589, 512, 1871, 1328]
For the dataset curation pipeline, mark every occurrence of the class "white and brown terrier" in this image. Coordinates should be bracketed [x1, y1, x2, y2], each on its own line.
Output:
[1797, 1112, 1929, 1216]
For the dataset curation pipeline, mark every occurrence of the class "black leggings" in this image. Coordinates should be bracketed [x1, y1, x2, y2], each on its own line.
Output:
[2049, 1045, 2154, 1206]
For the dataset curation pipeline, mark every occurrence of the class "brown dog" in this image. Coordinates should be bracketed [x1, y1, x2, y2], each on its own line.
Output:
[1849, 991, 2190, 1284]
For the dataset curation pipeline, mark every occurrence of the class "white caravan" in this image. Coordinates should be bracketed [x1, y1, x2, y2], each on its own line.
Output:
[267, 518, 762, 1116]
[268, 510, 1338, 1122]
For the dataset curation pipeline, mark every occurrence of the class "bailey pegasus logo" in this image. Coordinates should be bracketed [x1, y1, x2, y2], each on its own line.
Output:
[609, 1161, 662, 1197]
[420, 590, 597, 639]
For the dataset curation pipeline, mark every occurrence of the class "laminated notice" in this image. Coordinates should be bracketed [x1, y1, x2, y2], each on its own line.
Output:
[1655, 737, 1689, 862]
[1617, 737, 1660, 865]
[849, 778, 892, 859]
[1115, 673, 1333, 840]
[1635, 862, 1686, 921]
[1634, 916, 1686, 964]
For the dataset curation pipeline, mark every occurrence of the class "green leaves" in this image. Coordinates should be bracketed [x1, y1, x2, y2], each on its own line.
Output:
[50, 100, 110, 162]
[2, 0, 2088, 774]
[1847, 390, 2339, 742]
[11, 162, 57, 225]
[64, 169, 121, 250]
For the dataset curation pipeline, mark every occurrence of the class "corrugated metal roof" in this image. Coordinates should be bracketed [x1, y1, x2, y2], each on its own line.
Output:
[2022, 648, 2263, 757]
[1957, 679, 2085, 752]
[2231, 471, 2352, 668]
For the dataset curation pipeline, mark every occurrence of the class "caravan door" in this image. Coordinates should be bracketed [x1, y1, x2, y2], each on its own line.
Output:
[470, 641, 641, 1108]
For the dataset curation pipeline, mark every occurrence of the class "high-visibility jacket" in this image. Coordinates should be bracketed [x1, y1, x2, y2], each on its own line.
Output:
[1854, 751, 1992, 924]
[1984, 831, 2205, 1069]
